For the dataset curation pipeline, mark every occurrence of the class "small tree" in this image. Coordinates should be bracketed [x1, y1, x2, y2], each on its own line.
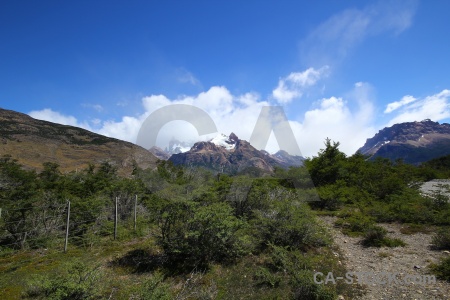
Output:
[304, 138, 346, 187]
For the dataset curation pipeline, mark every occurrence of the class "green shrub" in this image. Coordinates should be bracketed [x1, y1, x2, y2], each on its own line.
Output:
[367, 202, 397, 223]
[361, 226, 387, 247]
[430, 187, 450, 209]
[291, 270, 336, 300]
[174, 270, 218, 300]
[314, 184, 342, 210]
[135, 272, 172, 300]
[254, 267, 281, 288]
[335, 212, 375, 236]
[381, 237, 406, 247]
[254, 199, 330, 250]
[434, 209, 450, 226]
[431, 227, 450, 250]
[157, 201, 245, 267]
[361, 226, 405, 248]
[260, 244, 337, 299]
[387, 189, 435, 224]
[399, 224, 433, 235]
[24, 260, 100, 299]
[430, 256, 450, 282]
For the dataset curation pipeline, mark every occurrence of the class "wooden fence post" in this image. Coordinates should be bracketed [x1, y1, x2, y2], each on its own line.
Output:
[114, 197, 118, 240]
[134, 195, 137, 231]
[64, 201, 70, 253]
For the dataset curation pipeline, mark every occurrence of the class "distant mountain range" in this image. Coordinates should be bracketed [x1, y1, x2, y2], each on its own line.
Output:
[358, 119, 450, 164]
[0, 108, 304, 176]
[166, 132, 304, 174]
[0, 108, 158, 175]
[2, 107, 449, 175]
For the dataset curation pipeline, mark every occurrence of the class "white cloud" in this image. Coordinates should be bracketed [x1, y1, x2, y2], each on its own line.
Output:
[40, 87, 268, 152]
[387, 90, 450, 125]
[272, 66, 329, 104]
[32, 84, 450, 159]
[368, 0, 418, 35]
[97, 116, 144, 142]
[301, 0, 418, 65]
[384, 95, 417, 113]
[139, 86, 269, 149]
[348, 82, 376, 124]
[296, 82, 376, 156]
[142, 94, 172, 112]
[27, 82, 379, 157]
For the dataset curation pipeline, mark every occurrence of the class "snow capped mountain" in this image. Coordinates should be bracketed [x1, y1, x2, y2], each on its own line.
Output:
[151, 132, 305, 171]
[150, 134, 238, 160]
[169, 132, 305, 174]
[209, 133, 238, 150]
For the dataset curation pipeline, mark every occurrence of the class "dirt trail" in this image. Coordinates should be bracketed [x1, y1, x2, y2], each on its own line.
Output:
[319, 216, 450, 300]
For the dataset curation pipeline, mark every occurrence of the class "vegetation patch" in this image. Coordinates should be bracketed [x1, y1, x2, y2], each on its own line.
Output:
[431, 227, 450, 250]
[361, 226, 406, 248]
[2, 136, 450, 298]
[430, 256, 450, 282]
[400, 223, 434, 235]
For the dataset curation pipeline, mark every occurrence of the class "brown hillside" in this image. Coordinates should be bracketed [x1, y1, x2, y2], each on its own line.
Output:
[0, 108, 158, 175]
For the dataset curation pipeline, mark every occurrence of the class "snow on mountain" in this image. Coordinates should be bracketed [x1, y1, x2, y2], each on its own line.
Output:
[210, 133, 236, 150]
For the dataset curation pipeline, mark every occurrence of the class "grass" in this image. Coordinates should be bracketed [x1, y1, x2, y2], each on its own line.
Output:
[0, 234, 155, 299]
[430, 256, 450, 282]
[400, 223, 434, 235]
[0, 226, 365, 300]
[377, 251, 392, 258]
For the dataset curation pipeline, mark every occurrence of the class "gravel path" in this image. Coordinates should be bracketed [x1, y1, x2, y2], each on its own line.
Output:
[320, 216, 450, 300]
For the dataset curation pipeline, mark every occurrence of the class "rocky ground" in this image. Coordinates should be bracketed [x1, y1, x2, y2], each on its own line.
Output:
[420, 180, 450, 199]
[320, 216, 450, 300]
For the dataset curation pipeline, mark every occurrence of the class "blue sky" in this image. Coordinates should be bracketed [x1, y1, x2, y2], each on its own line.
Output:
[1, 0, 450, 156]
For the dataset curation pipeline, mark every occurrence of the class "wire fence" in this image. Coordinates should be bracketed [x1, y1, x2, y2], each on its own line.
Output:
[0, 195, 146, 253]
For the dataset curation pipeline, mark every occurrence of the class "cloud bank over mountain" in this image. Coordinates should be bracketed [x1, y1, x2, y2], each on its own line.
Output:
[28, 78, 450, 157]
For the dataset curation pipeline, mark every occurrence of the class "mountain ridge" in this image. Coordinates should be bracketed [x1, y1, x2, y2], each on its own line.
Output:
[168, 132, 304, 174]
[0, 108, 158, 175]
[357, 119, 450, 164]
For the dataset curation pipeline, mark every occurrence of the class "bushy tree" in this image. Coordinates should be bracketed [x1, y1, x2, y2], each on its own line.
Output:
[304, 138, 346, 187]
[253, 188, 330, 250]
[157, 201, 245, 267]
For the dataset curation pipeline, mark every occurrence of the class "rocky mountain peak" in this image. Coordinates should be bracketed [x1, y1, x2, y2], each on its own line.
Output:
[229, 132, 239, 143]
[358, 119, 450, 164]
[168, 132, 304, 173]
